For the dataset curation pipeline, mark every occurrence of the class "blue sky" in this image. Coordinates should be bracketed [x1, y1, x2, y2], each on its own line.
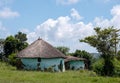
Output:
[0, 0, 120, 53]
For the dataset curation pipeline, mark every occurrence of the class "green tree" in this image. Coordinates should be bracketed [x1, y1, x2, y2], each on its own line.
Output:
[73, 50, 93, 69]
[8, 53, 17, 66]
[80, 27, 120, 76]
[15, 32, 28, 51]
[4, 36, 18, 57]
[4, 32, 28, 65]
[116, 50, 120, 60]
[56, 46, 70, 55]
[15, 32, 27, 42]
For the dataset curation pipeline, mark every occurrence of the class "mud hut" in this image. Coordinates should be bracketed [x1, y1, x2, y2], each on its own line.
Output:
[65, 56, 85, 70]
[17, 38, 66, 72]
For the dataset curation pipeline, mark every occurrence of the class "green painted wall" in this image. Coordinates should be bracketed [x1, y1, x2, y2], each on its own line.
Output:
[21, 58, 65, 72]
[67, 60, 85, 70]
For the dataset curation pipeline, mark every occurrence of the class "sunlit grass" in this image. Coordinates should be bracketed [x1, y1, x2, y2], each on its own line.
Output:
[0, 61, 120, 83]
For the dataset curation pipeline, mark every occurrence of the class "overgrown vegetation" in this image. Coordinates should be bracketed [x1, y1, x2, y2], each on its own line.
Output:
[0, 32, 28, 66]
[56, 46, 70, 55]
[80, 27, 120, 76]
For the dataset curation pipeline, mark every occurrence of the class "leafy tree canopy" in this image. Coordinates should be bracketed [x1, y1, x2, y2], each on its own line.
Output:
[15, 32, 27, 42]
[56, 46, 70, 55]
[4, 36, 18, 57]
[4, 32, 28, 57]
[80, 26, 120, 76]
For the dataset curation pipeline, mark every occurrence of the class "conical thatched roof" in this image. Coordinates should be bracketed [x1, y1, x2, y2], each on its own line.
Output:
[65, 56, 85, 62]
[17, 38, 66, 58]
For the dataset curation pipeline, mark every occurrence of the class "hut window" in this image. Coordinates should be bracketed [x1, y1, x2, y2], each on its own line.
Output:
[38, 58, 41, 62]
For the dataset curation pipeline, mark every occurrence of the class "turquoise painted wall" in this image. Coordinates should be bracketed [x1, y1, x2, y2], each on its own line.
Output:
[68, 60, 85, 70]
[21, 58, 65, 72]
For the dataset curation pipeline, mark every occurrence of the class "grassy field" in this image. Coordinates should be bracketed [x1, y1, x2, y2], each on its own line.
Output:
[0, 61, 120, 83]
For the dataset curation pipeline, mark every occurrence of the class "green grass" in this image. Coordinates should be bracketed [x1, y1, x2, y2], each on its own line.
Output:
[0, 61, 120, 83]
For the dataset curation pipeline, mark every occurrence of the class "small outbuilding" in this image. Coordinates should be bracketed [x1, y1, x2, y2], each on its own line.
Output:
[17, 38, 66, 72]
[65, 56, 85, 70]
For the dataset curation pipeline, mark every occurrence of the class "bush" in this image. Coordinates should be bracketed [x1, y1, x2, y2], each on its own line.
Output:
[92, 57, 120, 76]
[8, 53, 17, 66]
[113, 58, 120, 76]
[92, 58, 104, 75]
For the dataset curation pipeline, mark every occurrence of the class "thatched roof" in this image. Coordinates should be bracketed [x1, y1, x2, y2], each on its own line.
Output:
[17, 38, 66, 58]
[65, 56, 85, 62]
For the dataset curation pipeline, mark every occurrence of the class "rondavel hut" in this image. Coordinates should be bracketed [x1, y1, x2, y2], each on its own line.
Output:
[17, 38, 66, 72]
[65, 56, 85, 70]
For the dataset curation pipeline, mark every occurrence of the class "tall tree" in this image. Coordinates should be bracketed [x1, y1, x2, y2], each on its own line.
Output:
[15, 32, 27, 42]
[15, 32, 28, 51]
[56, 46, 70, 55]
[80, 27, 120, 76]
[4, 36, 18, 57]
[116, 50, 120, 60]
[4, 32, 28, 57]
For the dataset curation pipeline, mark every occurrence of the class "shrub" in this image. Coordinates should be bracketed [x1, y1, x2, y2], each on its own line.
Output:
[92, 58, 104, 75]
[113, 58, 120, 76]
[92, 57, 120, 76]
[8, 53, 17, 66]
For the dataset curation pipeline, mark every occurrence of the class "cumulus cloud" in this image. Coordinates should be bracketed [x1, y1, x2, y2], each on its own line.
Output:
[27, 5, 120, 53]
[56, 0, 79, 5]
[0, 7, 19, 18]
[94, 5, 120, 29]
[71, 8, 83, 20]
[27, 16, 93, 43]
[27, 8, 95, 52]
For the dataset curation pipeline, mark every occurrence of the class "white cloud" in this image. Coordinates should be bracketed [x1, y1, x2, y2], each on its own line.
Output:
[94, 17, 110, 28]
[56, 0, 80, 5]
[27, 8, 95, 52]
[71, 8, 83, 20]
[27, 5, 120, 53]
[94, 5, 120, 29]
[0, 7, 19, 18]
[111, 5, 120, 16]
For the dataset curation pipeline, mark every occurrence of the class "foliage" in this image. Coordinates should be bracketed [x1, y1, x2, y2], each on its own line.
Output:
[80, 27, 120, 76]
[92, 58, 120, 76]
[56, 46, 70, 55]
[92, 58, 104, 75]
[4, 32, 28, 57]
[113, 58, 120, 76]
[73, 50, 93, 69]
[116, 50, 120, 60]
[15, 31, 28, 51]
[3, 32, 28, 66]
[117, 50, 120, 56]
[15, 31, 27, 42]
[4, 36, 18, 57]
[16, 41, 28, 51]
[8, 53, 17, 66]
